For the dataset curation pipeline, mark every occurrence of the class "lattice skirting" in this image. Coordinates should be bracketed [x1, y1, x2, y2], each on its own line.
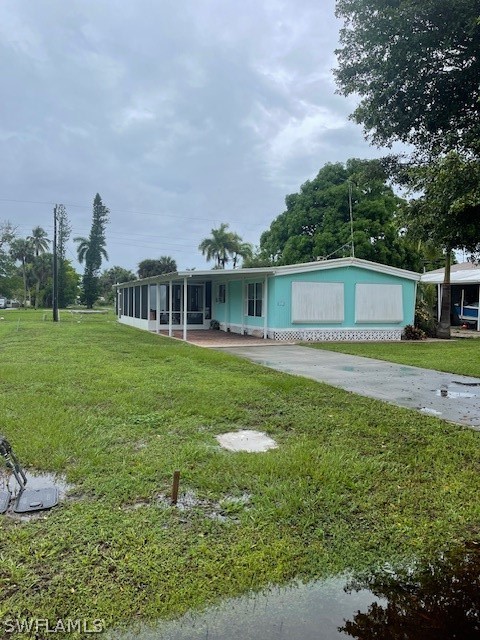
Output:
[269, 328, 402, 342]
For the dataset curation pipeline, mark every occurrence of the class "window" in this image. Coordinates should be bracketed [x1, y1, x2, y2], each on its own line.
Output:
[247, 282, 262, 317]
[217, 284, 226, 303]
[134, 286, 141, 318]
[128, 287, 134, 317]
[141, 284, 148, 319]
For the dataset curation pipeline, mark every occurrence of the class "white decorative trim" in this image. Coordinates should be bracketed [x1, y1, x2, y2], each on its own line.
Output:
[268, 328, 402, 342]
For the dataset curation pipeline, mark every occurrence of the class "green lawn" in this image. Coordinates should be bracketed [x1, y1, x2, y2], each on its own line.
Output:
[303, 339, 480, 377]
[0, 310, 479, 637]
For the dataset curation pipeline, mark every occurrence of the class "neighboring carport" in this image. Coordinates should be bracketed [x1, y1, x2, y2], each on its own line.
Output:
[421, 262, 480, 331]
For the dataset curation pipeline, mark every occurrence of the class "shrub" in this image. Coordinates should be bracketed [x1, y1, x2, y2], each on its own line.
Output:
[210, 319, 220, 330]
[415, 284, 437, 336]
[402, 324, 426, 340]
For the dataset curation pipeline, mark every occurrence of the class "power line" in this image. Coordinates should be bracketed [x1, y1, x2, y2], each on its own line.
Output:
[0, 197, 266, 229]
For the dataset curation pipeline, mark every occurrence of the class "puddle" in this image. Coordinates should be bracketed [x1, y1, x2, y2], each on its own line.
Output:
[0, 470, 70, 498]
[0, 469, 71, 519]
[216, 430, 277, 452]
[436, 389, 476, 399]
[109, 575, 384, 639]
[109, 543, 480, 639]
[156, 490, 251, 522]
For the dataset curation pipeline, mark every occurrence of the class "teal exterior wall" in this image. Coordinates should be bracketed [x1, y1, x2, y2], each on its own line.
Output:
[212, 278, 266, 330]
[209, 265, 416, 332]
[268, 266, 416, 329]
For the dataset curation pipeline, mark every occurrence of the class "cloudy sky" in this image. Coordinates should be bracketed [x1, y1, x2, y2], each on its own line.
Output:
[0, 0, 384, 273]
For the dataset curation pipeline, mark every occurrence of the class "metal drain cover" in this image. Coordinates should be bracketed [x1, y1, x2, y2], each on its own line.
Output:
[14, 487, 58, 513]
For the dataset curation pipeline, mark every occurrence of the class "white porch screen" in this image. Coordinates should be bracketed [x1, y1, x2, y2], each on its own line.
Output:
[355, 284, 403, 322]
[291, 281, 344, 323]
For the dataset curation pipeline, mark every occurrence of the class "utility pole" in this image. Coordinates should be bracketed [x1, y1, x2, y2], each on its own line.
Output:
[53, 205, 59, 322]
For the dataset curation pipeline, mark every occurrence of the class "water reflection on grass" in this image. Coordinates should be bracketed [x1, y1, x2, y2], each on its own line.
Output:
[341, 542, 480, 640]
[111, 542, 480, 640]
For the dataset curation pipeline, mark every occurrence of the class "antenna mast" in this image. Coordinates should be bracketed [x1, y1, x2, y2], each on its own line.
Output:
[348, 181, 355, 258]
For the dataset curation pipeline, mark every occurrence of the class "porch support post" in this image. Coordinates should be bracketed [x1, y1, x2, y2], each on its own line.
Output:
[225, 281, 229, 331]
[168, 280, 173, 337]
[183, 276, 188, 341]
[241, 278, 245, 335]
[437, 284, 441, 322]
[156, 283, 160, 334]
[146, 283, 150, 326]
[477, 285, 480, 332]
[263, 274, 268, 339]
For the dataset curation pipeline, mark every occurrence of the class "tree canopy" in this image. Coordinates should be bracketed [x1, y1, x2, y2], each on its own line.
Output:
[10, 237, 34, 305]
[199, 223, 252, 269]
[258, 159, 421, 270]
[0, 222, 18, 294]
[334, 0, 480, 157]
[27, 226, 50, 309]
[75, 194, 109, 308]
[402, 152, 480, 337]
[56, 205, 73, 309]
[99, 266, 136, 303]
[137, 256, 177, 279]
[403, 153, 480, 254]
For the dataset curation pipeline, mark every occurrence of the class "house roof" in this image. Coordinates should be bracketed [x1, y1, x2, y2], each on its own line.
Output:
[115, 257, 421, 288]
[421, 263, 480, 285]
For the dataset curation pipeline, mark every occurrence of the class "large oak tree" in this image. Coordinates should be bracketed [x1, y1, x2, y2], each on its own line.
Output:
[258, 159, 421, 270]
[335, 0, 480, 158]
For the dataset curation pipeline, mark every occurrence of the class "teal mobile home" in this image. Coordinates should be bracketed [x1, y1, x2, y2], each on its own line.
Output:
[116, 258, 420, 341]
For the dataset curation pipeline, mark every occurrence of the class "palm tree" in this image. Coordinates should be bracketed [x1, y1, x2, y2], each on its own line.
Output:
[74, 236, 90, 264]
[74, 235, 109, 266]
[199, 223, 237, 268]
[31, 253, 52, 309]
[10, 238, 34, 306]
[230, 233, 253, 268]
[28, 226, 50, 257]
[28, 227, 50, 309]
[157, 255, 177, 274]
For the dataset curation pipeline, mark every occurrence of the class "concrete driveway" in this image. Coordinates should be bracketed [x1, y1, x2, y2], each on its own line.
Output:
[222, 345, 480, 430]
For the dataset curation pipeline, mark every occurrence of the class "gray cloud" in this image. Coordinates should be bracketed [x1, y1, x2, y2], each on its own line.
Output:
[0, 0, 384, 272]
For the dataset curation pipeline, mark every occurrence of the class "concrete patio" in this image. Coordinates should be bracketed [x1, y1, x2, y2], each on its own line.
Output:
[155, 330, 291, 347]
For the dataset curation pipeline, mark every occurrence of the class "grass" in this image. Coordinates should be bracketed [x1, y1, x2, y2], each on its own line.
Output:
[303, 338, 480, 377]
[0, 310, 479, 637]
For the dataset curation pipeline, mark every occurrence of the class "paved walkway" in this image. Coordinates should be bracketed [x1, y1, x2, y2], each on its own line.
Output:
[223, 345, 480, 430]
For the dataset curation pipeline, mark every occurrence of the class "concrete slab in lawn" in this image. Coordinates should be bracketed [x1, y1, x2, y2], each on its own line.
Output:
[223, 345, 480, 430]
[216, 429, 278, 452]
